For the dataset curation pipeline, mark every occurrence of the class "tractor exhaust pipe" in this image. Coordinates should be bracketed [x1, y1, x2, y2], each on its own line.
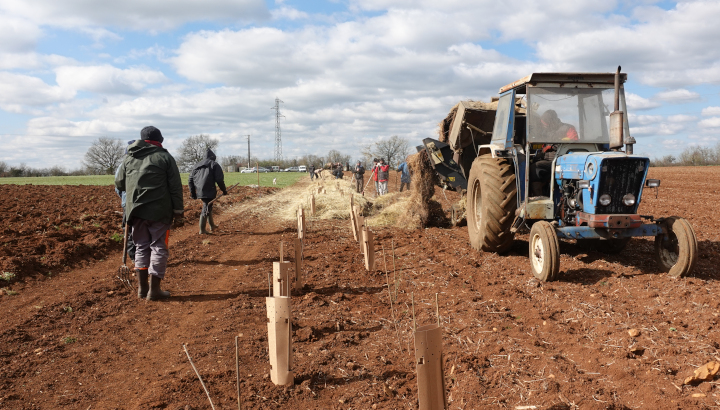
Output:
[609, 66, 624, 151]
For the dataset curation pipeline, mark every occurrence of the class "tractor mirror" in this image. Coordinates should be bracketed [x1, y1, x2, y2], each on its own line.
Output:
[609, 111, 624, 150]
[646, 179, 660, 188]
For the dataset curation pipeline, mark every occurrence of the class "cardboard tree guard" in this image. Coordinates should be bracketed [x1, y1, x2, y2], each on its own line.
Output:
[414, 324, 447, 410]
[266, 296, 294, 386]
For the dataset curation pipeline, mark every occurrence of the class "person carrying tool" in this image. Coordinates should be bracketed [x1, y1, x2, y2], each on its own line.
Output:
[188, 148, 227, 234]
[377, 158, 390, 195]
[115, 126, 184, 301]
[354, 161, 365, 193]
[397, 158, 411, 192]
[114, 140, 137, 261]
[371, 158, 379, 195]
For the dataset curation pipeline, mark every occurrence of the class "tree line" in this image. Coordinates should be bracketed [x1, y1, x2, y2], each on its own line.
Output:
[0, 134, 413, 177]
[650, 142, 720, 167]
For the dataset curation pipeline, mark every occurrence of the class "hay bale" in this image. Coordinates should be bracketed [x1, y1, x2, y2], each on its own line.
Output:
[395, 150, 438, 229]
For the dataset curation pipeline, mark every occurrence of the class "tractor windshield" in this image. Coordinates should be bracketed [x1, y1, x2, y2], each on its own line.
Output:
[527, 86, 628, 144]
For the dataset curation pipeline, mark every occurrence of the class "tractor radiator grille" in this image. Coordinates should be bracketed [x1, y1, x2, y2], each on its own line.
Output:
[595, 158, 647, 214]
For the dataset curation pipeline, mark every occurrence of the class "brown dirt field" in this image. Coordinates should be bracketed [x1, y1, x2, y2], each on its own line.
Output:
[1, 166, 720, 409]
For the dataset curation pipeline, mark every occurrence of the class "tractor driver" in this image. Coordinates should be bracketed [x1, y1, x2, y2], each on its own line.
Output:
[529, 110, 579, 196]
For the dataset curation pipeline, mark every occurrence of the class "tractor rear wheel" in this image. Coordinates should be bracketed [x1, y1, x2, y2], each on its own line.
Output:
[655, 216, 698, 277]
[529, 221, 560, 281]
[466, 155, 517, 253]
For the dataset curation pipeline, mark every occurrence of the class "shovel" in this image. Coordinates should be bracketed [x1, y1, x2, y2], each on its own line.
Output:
[116, 223, 135, 291]
[202, 182, 241, 216]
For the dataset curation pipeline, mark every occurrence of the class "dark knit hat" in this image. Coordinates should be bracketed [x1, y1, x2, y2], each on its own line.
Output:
[140, 126, 163, 143]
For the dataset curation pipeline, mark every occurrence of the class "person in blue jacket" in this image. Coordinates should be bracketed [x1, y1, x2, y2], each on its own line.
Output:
[188, 149, 227, 234]
[397, 158, 411, 192]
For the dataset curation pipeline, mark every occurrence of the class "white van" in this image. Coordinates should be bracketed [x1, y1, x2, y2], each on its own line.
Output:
[271, 166, 280, 172]
[298, 165, 307, 172]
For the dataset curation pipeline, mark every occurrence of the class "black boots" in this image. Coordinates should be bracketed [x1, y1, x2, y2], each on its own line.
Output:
[199, 215, 209, 234]
[136, 269, 149, 299]
[147, 275, 170, 301]
[208, 213, 218, 233]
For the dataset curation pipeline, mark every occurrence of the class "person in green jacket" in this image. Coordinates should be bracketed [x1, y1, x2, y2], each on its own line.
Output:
[115, 126, 184, 301]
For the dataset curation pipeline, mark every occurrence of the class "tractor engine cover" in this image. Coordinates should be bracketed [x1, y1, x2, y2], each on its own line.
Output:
[555, 152, 650, 215]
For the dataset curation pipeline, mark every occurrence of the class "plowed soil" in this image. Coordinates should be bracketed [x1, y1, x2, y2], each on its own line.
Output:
[2, 167, 720, 410]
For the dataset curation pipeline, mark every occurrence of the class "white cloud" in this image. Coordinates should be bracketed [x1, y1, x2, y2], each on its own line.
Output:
[654, 89, 700, 102]
[271, 7, 309, 20]
[0, 72, 74, 113]
[535, 2, 720, 88]
[0, 0, 270, 31]
[0, 16, 41, 53]
[625, 93, 660, 111]
[55, 65, 168, 95]
[699, 117, 720, 128]
[701, 106, 720, 116]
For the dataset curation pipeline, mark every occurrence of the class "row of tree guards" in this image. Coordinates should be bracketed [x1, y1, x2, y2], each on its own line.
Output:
[262, 182, 447, 409]
[347, 191, 448, 409]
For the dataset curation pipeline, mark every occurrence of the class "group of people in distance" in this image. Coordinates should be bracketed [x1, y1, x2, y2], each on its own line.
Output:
[114, 126, 228, 301]
[352, 157, 411, 196]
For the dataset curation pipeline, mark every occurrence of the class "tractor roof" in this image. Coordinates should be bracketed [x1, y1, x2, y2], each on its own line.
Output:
[499, 72, 627, 94]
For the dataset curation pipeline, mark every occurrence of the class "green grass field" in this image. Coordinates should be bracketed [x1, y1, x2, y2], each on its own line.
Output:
[0, 172, 307, 188]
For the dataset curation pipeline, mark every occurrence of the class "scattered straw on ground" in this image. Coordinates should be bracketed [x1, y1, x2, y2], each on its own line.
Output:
[225, 177, 370, 222]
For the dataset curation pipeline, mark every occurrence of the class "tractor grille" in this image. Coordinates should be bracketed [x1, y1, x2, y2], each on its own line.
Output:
[595, 158, 647, 214]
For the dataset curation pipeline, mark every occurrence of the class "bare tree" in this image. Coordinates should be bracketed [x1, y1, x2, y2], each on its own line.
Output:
[84, 137, 125, 175]
[176, 134, 219, 172]
[326, 149, 351, 166]
[361, 135, 411, 168]
[0, 161, 7, 177]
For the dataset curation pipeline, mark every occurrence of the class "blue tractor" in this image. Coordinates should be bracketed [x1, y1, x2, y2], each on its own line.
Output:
[421, 68, 697, 281]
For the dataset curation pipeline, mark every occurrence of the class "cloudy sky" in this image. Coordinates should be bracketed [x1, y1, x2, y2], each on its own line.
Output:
[1, 0, 719, 169]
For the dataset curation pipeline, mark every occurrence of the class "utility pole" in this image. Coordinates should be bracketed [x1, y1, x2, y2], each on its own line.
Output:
[272, 97, 284, 163]
[246, 135, 251, 169]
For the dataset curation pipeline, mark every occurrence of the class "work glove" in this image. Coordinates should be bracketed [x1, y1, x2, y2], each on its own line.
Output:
[222, 190, 228, 196]
[172, 210, 185, 228]
[190, 191, 197, 200]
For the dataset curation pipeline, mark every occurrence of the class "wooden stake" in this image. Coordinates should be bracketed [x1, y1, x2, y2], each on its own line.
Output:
[350, 207, 358, 241]
[279, 242, 284, 263]
[294, 238, 303, 291]
[235, 336, 242, 410]
[273, 261, 291, 297]
[310, 195, 315, 215]
[183, 344, 217, 410]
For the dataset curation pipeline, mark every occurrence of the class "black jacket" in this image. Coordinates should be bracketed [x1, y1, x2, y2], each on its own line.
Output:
[188, 149, 226, 199]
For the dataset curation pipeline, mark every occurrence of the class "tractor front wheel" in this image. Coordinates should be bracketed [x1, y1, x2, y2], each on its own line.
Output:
[529, 221, 560, 281]
[655, 216, 698, 277]
[466, 155, 517, 252]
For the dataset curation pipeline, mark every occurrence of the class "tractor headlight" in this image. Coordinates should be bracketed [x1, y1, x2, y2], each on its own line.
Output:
[622, 193, 636, 206]
[599, 194, 611, 206]
[646, 179, 660, 187]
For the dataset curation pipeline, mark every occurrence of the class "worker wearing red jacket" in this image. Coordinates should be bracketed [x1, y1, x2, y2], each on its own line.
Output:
[377, 158, 390, 195]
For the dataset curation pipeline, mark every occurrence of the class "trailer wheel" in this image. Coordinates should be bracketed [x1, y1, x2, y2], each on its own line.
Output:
[529, 221, 560, 281]
[655, 216, 698, 277]
[467, 155, 517, 253]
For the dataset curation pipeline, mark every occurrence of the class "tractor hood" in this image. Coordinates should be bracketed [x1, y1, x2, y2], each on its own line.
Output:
[555, 152, 650, 215]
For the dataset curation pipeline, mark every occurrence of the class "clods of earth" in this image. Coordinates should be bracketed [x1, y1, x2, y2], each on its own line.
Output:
[1, 167, 720, 409]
